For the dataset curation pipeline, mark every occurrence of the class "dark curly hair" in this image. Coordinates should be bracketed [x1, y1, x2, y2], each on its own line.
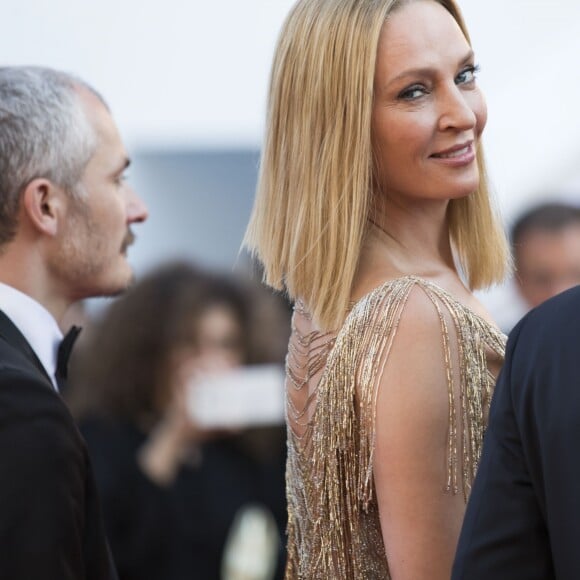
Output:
[69, 261, 252, 425]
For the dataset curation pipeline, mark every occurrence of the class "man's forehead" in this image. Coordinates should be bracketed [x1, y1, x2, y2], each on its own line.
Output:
[73, 82, 109, 110]
[76, 87, 123, 146]
[75, 85, 109, 122]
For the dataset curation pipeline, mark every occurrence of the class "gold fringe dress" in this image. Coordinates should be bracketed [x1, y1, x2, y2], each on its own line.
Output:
[284, 276, 506, 579]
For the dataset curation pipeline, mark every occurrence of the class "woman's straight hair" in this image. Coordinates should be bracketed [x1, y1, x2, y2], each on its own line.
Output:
[244, 0, 510, 330]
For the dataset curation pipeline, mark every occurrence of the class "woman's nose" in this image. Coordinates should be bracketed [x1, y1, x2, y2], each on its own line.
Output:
[437, 84, 477, 133]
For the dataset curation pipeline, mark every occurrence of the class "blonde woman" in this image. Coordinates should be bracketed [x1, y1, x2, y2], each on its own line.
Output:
[244, 0, 510, 578]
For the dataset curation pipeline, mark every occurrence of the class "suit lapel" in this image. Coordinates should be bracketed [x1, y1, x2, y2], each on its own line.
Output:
[0, 309, 53, 386]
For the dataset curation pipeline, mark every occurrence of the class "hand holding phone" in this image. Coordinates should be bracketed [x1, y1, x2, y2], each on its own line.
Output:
[187, 364, 286, 429]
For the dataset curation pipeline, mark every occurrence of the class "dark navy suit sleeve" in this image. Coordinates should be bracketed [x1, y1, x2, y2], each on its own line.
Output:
[453, 286, 580, 580]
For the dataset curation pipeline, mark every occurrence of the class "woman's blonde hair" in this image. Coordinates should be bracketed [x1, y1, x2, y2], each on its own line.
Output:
[244, 0, 509, 330]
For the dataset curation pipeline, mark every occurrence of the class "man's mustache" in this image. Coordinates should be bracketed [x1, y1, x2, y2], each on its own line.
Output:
[121, 229, 136, 252]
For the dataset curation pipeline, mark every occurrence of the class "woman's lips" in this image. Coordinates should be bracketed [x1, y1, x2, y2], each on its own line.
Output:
[430, 142, 475, 166]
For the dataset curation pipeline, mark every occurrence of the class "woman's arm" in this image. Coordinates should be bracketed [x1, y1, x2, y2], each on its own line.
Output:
[373, 286, 466, 579]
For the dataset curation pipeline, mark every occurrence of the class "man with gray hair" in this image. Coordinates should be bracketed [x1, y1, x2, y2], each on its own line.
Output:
[0, 66, 148, 578]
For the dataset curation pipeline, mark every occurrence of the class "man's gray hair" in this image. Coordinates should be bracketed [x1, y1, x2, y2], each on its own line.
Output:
[0, 66, 107, 244]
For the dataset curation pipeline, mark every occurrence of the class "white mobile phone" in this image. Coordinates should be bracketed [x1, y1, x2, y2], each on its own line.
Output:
[187, 364, 286, 429]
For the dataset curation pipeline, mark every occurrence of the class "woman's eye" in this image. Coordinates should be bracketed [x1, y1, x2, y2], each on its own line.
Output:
[398, 85, 427, 100]
[456, 64, 480, 85]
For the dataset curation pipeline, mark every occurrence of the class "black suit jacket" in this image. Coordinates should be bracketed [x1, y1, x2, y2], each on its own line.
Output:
[0, 310, 117, 579]
[453, 285, 580, 580]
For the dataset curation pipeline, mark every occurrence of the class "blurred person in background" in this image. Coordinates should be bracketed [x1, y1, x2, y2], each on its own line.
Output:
[512, 202, 580, 310]
[475, 201, 580, 333]
[0, 65, 147, 579]
[68, 261, 288, 580]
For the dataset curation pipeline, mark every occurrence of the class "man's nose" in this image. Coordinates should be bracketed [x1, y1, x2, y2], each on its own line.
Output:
[126, 186, 148, 223]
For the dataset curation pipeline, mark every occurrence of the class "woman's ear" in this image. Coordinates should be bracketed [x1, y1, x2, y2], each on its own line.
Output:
[21, 178, 65, 237]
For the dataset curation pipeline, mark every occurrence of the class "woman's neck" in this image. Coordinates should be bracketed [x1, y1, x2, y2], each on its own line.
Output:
[356, 201, 458, 293]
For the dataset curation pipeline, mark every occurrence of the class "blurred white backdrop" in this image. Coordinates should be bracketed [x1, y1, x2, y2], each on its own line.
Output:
[3, 0, 580, 321]
[4, 0, 580, 216]
[2, 0, 294, 147]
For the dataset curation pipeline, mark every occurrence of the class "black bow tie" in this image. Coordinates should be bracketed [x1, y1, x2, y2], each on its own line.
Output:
[55, 325, 82, 390]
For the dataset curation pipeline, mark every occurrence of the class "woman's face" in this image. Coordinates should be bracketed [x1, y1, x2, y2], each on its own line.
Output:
[372, 0, 487, 205]
[160, 304, 244, 413]
[195, 304, 245, 372]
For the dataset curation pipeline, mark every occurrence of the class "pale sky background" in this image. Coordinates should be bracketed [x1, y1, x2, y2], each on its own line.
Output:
[3, 0, 580, 324]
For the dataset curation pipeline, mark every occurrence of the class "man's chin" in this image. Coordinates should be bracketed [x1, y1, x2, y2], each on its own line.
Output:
[92, 269, 136, 299]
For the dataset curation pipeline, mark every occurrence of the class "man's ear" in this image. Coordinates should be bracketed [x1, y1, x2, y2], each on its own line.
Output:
[21, 178, 65, 237]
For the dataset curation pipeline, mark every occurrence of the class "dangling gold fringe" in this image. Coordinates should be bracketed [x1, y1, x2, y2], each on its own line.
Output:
[285, 276, 505, 579]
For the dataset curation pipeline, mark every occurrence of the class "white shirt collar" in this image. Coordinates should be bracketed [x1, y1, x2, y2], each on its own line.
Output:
[0, 282, 62, 389]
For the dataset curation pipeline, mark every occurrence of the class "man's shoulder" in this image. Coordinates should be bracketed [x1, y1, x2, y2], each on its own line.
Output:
[0, 337, 49, 388]
[0, 355, 84, 469]
[505, 286, 580, 394]
[514, 285, 580, 340]
[0, 338, 70, 428]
